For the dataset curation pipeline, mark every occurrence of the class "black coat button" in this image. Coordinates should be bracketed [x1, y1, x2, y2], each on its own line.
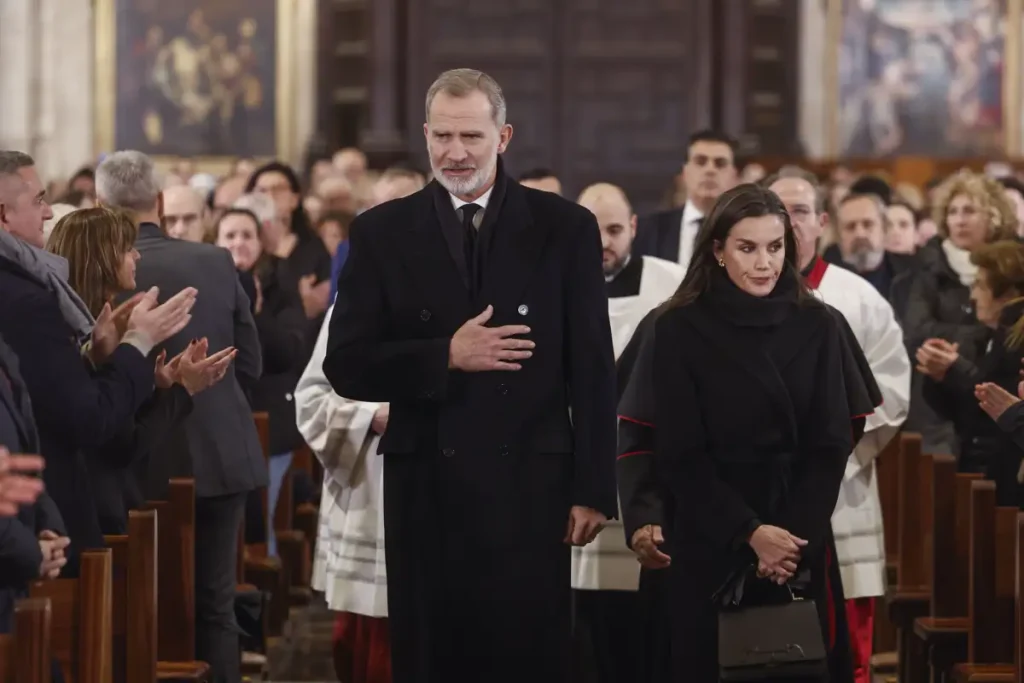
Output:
[498, 444, 509, 456]
[420, 309, 431, 321]
[498, 384, 509, 395]
[443, 448, 455, 458]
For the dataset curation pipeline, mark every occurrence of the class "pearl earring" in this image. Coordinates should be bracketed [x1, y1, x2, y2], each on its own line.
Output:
[717, 259, 725, 267]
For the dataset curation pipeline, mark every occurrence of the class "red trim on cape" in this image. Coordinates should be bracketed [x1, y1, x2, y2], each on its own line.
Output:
[617, 450, 653, 460]
[618, 415, 655, 428]
[805, 257, 829, 290]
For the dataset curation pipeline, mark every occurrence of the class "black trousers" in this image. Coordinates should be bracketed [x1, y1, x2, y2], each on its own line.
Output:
[572, 589, 644, 683]
[195, 492, 247, 683]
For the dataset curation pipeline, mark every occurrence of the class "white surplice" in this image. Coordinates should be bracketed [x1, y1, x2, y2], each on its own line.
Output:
[295, 305, 388, 616]
[572, 255, 684, 591]
[811, 261, 911, 600]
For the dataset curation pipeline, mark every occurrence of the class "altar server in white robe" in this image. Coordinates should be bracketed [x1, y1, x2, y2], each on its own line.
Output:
[769, 170, 911, 683]
[295, 306, 391, 683]
[572, 183, 683, 683]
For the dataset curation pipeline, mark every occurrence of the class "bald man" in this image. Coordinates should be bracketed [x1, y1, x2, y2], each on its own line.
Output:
[162, 185, 207, 242]
[572, 183, 682, 683]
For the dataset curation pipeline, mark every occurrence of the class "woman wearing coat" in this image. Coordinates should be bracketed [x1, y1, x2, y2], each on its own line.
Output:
[625, 184, 873, 681]
[295, 306, 390, 683]
[902, 170, 1018, 455]
[213, 207, 308, 555]
[919, 240, 1024, 506]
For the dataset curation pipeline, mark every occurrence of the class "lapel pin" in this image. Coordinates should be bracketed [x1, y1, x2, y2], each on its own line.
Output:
[517, 305, 529, 316]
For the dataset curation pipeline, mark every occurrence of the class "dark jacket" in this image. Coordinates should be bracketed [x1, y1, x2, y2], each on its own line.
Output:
[249, 263, 308, 455]
[924, 299, 1024, 506]
[900, 239, 989, 452]
[130, 223, 266, 497]
[633, 208, 684, 263]
[0, 255, 152, 576]
[0, 332, 66, 633]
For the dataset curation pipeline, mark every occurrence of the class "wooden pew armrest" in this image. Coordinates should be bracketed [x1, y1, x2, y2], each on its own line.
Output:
[156, 660, 211, 681]
[886, 588, 929, 627]
[950, 663, 1015, 683]
[913, 616, 968, 641]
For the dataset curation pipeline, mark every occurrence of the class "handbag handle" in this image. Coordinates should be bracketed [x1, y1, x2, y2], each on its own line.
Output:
[712, 562, 797, 608]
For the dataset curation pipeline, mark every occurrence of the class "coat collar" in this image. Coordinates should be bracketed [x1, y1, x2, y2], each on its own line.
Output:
[405, 157, 549, 318]
[137, 222, 166, 240]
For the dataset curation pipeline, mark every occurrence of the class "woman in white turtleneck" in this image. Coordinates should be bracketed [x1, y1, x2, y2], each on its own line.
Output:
[903, 170, 1019, 457]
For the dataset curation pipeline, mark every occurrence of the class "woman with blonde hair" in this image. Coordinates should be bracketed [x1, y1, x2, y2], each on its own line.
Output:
[904, 170, 1018, 455]
[47, 207, 236, 533]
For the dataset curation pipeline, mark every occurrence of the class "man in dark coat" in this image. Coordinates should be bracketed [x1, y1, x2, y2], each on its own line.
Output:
[323, 68, 618, 683]
[96, 150, 264, 683]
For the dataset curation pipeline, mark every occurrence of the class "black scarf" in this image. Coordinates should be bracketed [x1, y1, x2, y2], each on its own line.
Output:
[702, 266, 800, 329]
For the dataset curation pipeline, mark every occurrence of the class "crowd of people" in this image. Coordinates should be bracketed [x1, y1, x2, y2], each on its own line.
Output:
[2, 66, 1024, 683]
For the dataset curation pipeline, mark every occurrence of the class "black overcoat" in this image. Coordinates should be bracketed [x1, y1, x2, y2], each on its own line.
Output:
[323, 162, 618, 683]
[650, 293, 858, 682]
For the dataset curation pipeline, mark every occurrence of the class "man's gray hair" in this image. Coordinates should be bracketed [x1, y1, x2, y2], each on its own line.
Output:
[96, 150, 161, 212]
[425, 68, 507, 126]
[0, 151, 35, 177]
[234, 192, 277, 226]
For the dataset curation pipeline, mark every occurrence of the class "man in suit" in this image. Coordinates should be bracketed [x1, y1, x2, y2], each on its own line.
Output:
[95, 151, 264, 683]
[633, 129, 738, 266]
[324, 68, 618, 683]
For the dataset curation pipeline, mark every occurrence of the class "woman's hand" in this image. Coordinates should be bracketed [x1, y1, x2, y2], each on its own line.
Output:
[175, 338, 237, 396]
[915, 339, 959, 381]
[976, 382, 1021, 422]
[748, 525, 806, 583]
[631, 524, 671, 570]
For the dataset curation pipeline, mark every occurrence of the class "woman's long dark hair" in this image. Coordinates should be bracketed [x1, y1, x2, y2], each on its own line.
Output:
[664, 183, 810, 309]
[245, 161, 316, 242]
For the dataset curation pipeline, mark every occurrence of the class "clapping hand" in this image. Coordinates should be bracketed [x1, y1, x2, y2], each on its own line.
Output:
[915, 339, 959, 381]
[749, 525, 807, 584]
[155, 338, 236, 395]
[89, 293, 146, 364]
[976, 382, 1021, 422]
[126, 287, 197, 347]
[449, 306, 535, 372]
[0, 449, 44, 516]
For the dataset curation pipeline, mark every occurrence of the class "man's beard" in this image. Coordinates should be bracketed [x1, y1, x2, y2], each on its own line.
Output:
[843, 244, 885, 272]
[603, 252, 629, 277]
[432, 154, 497, 197]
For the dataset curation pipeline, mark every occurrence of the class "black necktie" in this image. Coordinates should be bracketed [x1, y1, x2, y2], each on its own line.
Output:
[461, 203, 482, 290]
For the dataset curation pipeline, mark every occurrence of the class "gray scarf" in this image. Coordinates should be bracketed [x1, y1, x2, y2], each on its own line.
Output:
[0, 230, 94, 342]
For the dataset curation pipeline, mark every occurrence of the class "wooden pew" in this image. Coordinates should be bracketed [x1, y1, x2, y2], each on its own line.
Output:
[949, 512, 1024, 683]
[143, 478, 197, 663]
[30, 549, 113, 683]
[0, 598, 52, 683]
[912, 470, 987, 679]
[106, 509, 210, 682]
[872, 433, 903, 670]
[887, 434, 934, 683]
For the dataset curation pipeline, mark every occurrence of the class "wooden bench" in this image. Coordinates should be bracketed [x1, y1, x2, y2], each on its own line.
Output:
[0, 598, 52, 683]
[30, 549, 113, 683]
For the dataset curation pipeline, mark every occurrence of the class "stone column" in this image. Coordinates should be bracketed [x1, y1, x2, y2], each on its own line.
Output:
[0, 0, 39, 155]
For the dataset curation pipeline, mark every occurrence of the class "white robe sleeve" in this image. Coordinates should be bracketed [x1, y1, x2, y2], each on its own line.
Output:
[295, 305, 382, 491]
[851, 289, 911, 472]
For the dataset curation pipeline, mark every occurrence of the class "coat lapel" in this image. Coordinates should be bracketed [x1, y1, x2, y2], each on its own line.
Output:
[400, 188, 472, 315]
[476, 181, 550, 314]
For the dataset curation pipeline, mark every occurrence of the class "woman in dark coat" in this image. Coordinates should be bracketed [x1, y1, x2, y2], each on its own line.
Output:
[901, 171, 1018, 455]
[635, 184, 864, 682]
[213, 207, 307, 553]
[919, 240, 1024, 506]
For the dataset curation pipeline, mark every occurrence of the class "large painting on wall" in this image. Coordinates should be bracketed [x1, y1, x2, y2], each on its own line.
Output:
[95, 0, 281, 158]
[834, 0, 1015, 157]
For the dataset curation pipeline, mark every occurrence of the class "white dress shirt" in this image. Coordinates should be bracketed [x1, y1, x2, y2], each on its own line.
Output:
[450, 186, 494, 216]
[677, 200, 704, 268]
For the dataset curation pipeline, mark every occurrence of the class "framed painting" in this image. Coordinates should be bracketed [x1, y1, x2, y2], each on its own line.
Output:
[824, 0, 1022, 157]
[94, 0, 298, 162]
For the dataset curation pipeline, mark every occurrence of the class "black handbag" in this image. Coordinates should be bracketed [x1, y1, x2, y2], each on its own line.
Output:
[715, 564, 827, 681]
